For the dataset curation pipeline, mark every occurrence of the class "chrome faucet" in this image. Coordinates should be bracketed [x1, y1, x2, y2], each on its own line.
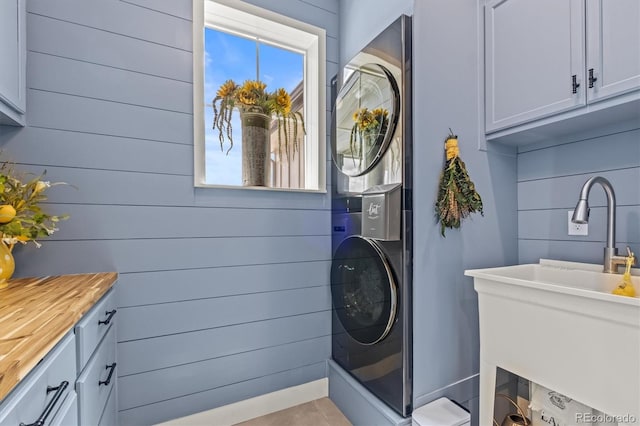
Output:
[571, 176, 633, 273]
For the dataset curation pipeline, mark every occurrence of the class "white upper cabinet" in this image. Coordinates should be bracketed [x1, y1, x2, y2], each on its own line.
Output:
[485, 0, 586, 133]
[485, 0, 640, 138]
[586, 0, 640, 102]
[0, 0, 26, 126]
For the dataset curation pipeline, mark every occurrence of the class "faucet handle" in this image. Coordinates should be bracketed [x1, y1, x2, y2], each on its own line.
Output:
[625, 246, 636, 266]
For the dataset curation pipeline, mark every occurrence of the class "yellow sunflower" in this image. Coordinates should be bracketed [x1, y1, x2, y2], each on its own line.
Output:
[274, 88, 291, 115]
[354, 108, 377, 131]
[372, 108, 389, 118]
[216, 80, 238, 99]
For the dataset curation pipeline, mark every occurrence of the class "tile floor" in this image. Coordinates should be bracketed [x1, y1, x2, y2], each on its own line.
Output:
[235, 398, 352, 426]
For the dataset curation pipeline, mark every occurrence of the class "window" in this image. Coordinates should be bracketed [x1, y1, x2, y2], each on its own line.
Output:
[193, 0, 326, 192]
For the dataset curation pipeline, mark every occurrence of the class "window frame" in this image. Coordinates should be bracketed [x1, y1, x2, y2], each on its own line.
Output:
[193, 0, 326, 192]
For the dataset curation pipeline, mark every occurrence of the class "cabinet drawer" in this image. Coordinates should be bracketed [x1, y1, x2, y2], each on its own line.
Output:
[0, 333, 76, 426]
[50, 391, 77, 426]
[77, 324, 117, 426]
[98, 384, 117, 426]
[75, 288, 117, 373]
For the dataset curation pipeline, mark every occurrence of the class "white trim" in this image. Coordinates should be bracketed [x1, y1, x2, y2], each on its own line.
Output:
[193, 0, 206, 186]
[194, 183, 327, 193]
[193, 0, 326, 191]
[205, 1, 317, 50]
[154, 378, 329, 426]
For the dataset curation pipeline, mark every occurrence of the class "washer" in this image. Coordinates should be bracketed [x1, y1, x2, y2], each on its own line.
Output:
[330, 15, 412, 418]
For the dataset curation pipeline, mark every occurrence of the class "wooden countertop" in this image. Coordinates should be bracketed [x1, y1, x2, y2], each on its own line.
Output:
[0, 272, 117, 401]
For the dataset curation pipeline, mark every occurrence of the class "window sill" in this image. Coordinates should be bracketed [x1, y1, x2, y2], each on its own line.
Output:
[194, 183, 327, 194]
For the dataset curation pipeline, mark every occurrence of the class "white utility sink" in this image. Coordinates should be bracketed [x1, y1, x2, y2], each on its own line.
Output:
[469, 258, 640, 305]
[465, 259, 640, 426]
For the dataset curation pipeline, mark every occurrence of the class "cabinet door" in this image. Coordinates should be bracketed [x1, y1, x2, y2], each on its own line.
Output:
[49, 392, 78, 426]
[0, 334, 75, 426]
[0, 0, 26, 114]
[76, 325, 117, 426]
[485, 0, 586, 132]
[586, 0, 640, 102]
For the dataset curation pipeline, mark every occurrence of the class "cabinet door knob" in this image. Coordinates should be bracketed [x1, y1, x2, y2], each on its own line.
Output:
[19, 381, 69, 426]
[98, 309, 117, 325]
[571, 75, 580, 94]
[588, 68, 598, 88]
[99, 362, 117, 387]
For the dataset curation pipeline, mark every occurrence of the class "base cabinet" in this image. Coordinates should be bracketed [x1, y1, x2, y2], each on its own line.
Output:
[0, 334, 77, 426]
[0, 286, 118, 426]
[51, 393, 78, 426]
[99, 387, 118, 426]
[77, 326, 117, 425]
[75, 288, 118, 426]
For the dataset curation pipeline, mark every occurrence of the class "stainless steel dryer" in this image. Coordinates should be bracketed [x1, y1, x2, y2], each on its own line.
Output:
[330, 15, 412, 417]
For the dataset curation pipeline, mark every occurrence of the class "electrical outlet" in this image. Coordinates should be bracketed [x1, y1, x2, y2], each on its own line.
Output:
[568, 210, 588, 236]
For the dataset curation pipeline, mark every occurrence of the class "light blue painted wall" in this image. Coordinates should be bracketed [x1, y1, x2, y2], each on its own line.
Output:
[517, 128, 640, 264]
[0, 0, 338, 425]
[411, 0, 518, 410]
[338, 0, 519, 416]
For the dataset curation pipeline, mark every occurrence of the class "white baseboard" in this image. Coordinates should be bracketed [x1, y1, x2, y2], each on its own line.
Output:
[155, 378, 329, 426]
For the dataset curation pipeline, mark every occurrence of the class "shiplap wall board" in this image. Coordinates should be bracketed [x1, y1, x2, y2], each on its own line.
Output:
[0, 0, 338, 424]
[517, 127, 640, 264]
[118, 311, 331, 376]
[118, 336, 330, 410]
[119, 362, 326, 425]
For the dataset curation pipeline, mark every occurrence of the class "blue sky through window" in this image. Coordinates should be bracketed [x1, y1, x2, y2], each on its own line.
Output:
[204, 28, 304, 185]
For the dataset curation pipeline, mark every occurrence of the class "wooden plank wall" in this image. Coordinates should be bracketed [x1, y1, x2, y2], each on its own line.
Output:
[0, 0, 338, 424]
[518, 127, 640, 264]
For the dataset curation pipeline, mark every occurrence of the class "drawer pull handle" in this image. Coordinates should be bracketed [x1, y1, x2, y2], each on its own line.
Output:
[98, 309, 117, 325]
[19, 381, 69, 426]
[99, 362, 117, 387]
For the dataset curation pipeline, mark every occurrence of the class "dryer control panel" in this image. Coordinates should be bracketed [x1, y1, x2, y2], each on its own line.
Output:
[362, 183, 401, 240]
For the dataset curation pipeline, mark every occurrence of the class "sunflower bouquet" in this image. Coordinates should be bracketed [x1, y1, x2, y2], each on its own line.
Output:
[212, 79, 305, 159]
[349, 107, 389, 164]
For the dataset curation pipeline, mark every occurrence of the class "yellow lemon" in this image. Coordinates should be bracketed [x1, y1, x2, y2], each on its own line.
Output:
[0, 205, 16, 223]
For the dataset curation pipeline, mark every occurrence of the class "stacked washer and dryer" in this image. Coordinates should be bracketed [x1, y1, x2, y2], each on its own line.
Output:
[330, 15, 413, 418]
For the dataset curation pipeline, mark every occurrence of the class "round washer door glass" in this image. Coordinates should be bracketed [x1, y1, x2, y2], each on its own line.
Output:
[331, 236, 397, 345]
[332, 63, 400, 177]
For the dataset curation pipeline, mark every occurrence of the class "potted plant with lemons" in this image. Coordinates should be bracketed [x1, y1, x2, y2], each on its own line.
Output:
[0, 161, 68, 288]
[212, 79, 305, 186]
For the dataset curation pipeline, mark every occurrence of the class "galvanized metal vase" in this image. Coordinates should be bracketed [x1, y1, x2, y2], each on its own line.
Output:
[241, 111, 271, 187]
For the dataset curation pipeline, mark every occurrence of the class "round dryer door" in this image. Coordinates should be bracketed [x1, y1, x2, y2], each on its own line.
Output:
[332, 63, 400, 177]
[331, 236, 397, 345]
